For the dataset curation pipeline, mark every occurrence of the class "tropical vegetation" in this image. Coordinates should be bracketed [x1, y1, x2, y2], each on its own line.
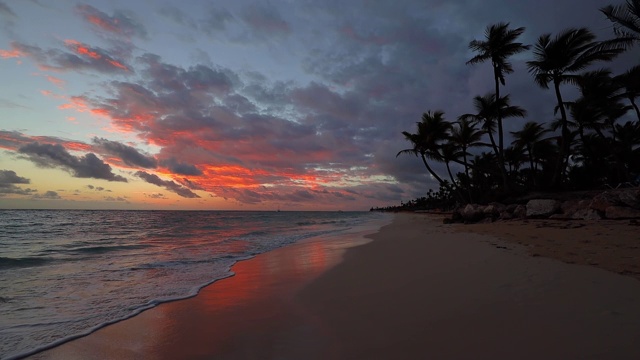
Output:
[392, 1, 640, 211]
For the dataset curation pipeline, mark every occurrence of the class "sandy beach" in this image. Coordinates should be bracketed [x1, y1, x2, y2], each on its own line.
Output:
[32, 213, 640, 359]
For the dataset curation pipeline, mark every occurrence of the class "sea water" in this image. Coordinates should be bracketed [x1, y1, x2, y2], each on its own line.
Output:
[0, 210, 389, 359]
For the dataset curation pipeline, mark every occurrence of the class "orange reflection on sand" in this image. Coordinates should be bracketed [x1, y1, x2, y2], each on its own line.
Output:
[35, 233, 364, 359]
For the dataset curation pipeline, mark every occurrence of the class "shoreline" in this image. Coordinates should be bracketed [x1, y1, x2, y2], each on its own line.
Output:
[29, 217, 389, 360]
[30, 213, 640, 359]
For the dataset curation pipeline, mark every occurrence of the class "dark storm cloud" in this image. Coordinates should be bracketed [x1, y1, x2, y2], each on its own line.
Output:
[0, 169, 36, 196]
[135, 171, 200, 198]
[18, 142, 128, 182]
[92, 137, 157, 169]
[75, 4, 147, 39]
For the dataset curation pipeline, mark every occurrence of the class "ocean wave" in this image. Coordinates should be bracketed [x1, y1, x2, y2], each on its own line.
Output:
[64, 244, 154, 255]
[0, 256, 55, 270]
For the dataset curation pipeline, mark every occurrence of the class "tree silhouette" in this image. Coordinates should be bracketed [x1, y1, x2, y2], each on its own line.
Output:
[526, 28, 627, 187]
[397, 111, 452, 187]
[601, 0, 640, 41]
[467, 23, 530, 190]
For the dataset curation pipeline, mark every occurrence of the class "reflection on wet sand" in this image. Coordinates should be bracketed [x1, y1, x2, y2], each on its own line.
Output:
[33, 232, 371, 360]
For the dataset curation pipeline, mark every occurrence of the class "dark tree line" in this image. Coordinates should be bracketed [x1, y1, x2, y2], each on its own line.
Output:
[396, 1, 640, 209]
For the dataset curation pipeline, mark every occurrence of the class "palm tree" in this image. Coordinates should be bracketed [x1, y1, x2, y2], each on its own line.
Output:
[526, 27, 628, 186]
[459, 93, 527, 188]
[439, 142, 462, 186]
[467, 23, 530, 169]
[614, 65, 640, 121]
[449, 118, 485, 183]
[571, 69, 629, 139]
[601, 0, 640, 41]
[511, 121, 549, 187]
[398, 111, 452, 187]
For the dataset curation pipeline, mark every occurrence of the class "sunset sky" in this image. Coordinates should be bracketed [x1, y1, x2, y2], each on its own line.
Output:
[0, 0, 635, 210]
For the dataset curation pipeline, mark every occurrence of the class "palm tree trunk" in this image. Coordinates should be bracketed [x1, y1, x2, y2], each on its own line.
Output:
[462, 149, 473, 202]
[494, 65, 504, 157]
[527, 145, 536, 187]
[420, 154, 445, 185]
[445, 161, 456, 185]
[552, 78, 569, 188]
[493, 66, 510, 192]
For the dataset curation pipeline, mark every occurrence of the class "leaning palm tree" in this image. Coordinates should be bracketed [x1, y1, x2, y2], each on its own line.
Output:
[601, 0, 640, 41]
[467, 23, 530, 164]
[526, 27, 628, 186]
[397, 111, 452, 187]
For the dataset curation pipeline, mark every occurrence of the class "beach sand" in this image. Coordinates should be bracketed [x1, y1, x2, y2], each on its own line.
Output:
[32, 214, 640, 359]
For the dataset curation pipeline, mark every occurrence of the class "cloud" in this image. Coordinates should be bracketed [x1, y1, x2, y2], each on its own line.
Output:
[18, 142, 128, 182]
[0, 1, 15, 17]
[160, 158, 202, 176]
[92, 137, 157, 168]
[144, 192, 167, 199]
[76, 4, 147, 39]
[200, 6, 234, 35]
[0, 169, 37, 196]
[104, 195, 128, 202]
[240, 4, 290, 38]
[135, 171, 200, 198]
[2, 40, 130, 73]
[32, 190, 62, 200]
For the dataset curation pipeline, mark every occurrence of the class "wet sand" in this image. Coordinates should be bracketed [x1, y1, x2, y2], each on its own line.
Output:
[32, 213, 640, 359]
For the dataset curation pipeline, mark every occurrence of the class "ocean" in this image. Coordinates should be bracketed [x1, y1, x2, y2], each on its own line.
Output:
[0, 210, 390, 359]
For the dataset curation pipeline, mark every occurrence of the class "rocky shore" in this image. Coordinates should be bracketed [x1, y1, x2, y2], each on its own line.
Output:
[446, 188, 640, 224]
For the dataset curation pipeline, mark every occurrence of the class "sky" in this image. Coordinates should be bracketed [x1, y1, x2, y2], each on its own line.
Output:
[0, 0, 636, 211]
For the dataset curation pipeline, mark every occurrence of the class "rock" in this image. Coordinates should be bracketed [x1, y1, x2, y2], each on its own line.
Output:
[590, 191, 621, 212]
[618, 189, 640, 209]
[605, 206, 640, 219]
[513, 205, 527, 218]
[505, 204, 519, 213]
[560, 199, 590, 217]
[499, 211, 514, 220]
[483, 204, 500, 218]
[526, 199, 560, 218]
[549, 214, 572, 220]
[461, 204, 484, 223]
[571, 208, 603, 220]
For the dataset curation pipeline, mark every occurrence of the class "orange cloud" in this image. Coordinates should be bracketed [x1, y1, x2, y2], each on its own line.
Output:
[65, 39, 101, 59]
[0, 48, 23, 58]
[46, 75, 65, 88]
[86, 15, 120, 33]
[107, 59, 128, 71]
